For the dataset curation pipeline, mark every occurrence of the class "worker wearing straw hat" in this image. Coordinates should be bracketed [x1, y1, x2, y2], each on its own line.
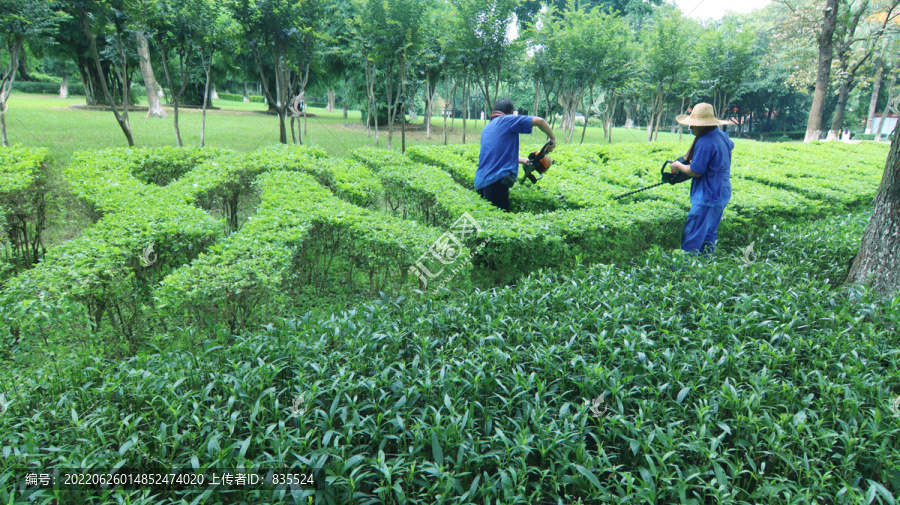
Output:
[670, 103, 734, 254]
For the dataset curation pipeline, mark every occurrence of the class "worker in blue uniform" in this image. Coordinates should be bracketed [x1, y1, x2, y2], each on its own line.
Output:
[669, 103, 735, 254]
[475, 98, 556, 211]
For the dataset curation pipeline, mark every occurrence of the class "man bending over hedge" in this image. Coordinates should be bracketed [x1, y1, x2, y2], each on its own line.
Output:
[474, 98, 556, 211]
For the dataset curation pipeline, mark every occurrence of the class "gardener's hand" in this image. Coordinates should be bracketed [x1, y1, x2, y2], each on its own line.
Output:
[671, 160, 687, 173]
[547, 138, 556, 152]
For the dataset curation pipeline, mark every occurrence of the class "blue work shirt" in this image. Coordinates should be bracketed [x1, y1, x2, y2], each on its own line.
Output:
[689, 128, 734, 206]
[475, 114, 534, 190]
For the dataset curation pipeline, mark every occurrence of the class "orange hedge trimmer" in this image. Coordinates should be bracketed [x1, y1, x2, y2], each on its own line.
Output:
[520, 140, 554, 185]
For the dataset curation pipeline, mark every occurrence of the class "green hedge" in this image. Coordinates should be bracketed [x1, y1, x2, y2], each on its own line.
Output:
[216, 92, 265, 103]
[351, 146, 686, 283]
[406, 145, 564, 213]
[1, 149, 222, 355]
[4, 211, 898, 504]
[11, 81, 85, 96]
[0, 146, 51, 282]
[156, 170, 445, 333]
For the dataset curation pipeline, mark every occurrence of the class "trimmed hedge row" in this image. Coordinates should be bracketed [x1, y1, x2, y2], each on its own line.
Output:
[2, 149, 222, 354]
[406, 145, 564, 213]
[155, 170, 445, 333]
[352, 146, 686, 282]
[730, 142, 887, 207]
[11, 81, 85, 96]
[216, 92, 266, 103]
[0, 146, 51, 281]
[166, 145, 326, 231]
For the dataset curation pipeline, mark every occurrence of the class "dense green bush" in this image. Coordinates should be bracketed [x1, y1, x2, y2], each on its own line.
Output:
[2, 211, 898, 504]
[156, 170, 444, 334]
[216, 92, 265, 103]
[11, 81, 85, 96]
[1, 149, 223, 357]
[0, 146, 51, 280]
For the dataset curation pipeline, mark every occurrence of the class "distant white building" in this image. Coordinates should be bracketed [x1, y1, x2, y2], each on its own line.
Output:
[865, 113, 897, 135]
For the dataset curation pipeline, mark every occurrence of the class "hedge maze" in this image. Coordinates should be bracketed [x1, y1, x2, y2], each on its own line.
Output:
[0, 140, 890, 348]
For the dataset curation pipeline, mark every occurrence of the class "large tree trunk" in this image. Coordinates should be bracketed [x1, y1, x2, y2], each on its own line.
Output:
[326, 88, 335, 111]
[243, 82, 249, 102]
[805, 0, 839, 143]
[137, 32, 166, 119]
[846, 124, 900, 295]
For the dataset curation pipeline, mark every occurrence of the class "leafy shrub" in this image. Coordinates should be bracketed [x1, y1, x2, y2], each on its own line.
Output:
[2, 211, 898, 504]
[216, 92, 265, 103]
[156, 170, 444, 334]
[1, 149, 222, 356]
[0, 146, 51, 279]
[406, 144, 564, 213]
[11, 81, 85, 96]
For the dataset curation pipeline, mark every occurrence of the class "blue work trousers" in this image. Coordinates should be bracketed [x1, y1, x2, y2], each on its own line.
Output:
[682, 203, 726, 254]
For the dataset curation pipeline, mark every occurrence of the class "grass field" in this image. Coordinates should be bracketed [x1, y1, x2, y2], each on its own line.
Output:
[4, 92, 691, 165]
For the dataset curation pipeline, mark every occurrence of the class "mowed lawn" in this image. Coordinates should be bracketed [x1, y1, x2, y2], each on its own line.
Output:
[4, 92, 691, 164]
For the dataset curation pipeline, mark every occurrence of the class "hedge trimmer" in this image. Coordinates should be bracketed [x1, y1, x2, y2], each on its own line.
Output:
[612, 157, 691, 200]
[520, 140, 554, 184]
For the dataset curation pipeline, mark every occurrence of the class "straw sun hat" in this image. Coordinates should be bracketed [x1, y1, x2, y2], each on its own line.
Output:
[675, 103, 730, 127]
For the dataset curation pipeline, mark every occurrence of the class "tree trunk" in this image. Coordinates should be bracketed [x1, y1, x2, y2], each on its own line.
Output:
[846, 124, 900, 295]
[424, 73, 433, 139]
[81, 10, 134, 146]
[59, 72, 68, 99]
[326, 88, 335, 111]
[580, 84, 592, 145]
[624, 102, 634, 129]
[444, 77, 452, 146]
[401, 57, 407, 154]
[805, 0, 839, 143]
[386, 60, 396, 150]
[243, 82, 249, 102]
[137, 32, 167, 119]
[211, 84, 218, 100]
[0, 40, 22, 147]
[826, 79, 852, 141]
[865, 57, 884, 134]
[200, 47, 213, 147]
[462, 76, 469, 145]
